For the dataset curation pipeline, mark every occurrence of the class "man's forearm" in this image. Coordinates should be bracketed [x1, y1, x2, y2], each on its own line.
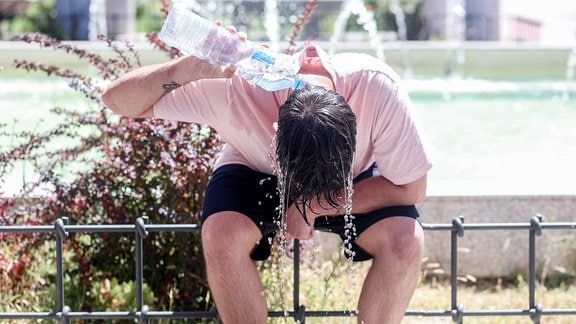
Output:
[308, 174, 427, 217]
[350, 175, 427, 214]
[101, 58, 183, 118]
[101, 56, 236, 118]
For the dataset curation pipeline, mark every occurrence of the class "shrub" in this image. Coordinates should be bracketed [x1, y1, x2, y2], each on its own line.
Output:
[1, 0, 318, 313]
[0, 1, 222, 312]
[5, 0, 61, 38]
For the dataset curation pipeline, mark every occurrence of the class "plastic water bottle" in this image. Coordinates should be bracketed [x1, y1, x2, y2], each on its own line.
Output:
[159, 7, 305, 91]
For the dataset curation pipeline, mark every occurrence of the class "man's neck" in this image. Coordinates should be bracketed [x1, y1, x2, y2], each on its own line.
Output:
[299, 73, 335, 91]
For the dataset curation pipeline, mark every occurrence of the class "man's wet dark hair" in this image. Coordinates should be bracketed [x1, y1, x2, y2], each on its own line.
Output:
[276, 83, 356, 224]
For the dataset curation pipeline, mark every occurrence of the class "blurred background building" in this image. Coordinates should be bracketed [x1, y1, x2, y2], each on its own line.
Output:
[0, 0, 574, 43]
[0, 0, 138, 40]
[420, 0, 574, 43]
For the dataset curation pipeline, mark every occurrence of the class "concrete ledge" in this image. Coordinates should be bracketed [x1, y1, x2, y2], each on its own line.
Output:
[0, 40, 572, 79]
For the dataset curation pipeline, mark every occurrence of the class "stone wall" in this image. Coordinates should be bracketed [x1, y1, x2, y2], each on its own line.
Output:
[314, 195, 575, 278]
[418, 195, 576, 278]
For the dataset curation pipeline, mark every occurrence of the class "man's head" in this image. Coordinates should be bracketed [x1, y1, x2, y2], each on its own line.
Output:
[276, 83, 356, 222]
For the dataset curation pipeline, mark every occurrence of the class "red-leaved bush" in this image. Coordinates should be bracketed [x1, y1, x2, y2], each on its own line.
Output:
[0, 0, 317, 312]
[0, 0, 222, 311]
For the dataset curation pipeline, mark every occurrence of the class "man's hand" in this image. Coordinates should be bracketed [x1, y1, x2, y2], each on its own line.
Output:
[201, 23, 252, 66]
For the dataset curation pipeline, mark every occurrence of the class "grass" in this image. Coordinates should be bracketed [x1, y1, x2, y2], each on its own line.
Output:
[258, 250, 576, 324]
[408, 280, 576, 324]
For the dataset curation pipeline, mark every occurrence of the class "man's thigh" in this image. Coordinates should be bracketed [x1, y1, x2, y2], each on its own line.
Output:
[202, 164, 280, 260]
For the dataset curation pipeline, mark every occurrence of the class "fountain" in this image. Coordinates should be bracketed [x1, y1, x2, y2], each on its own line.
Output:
[564, 28, 576, 102]
[444, 0, 466, 78]
[329, 0, 384, 60]
[88, 0, 108, 40]
[390, 0, 412, 77]
[263, 0, 280, 51]
[1, 0, 575, 281]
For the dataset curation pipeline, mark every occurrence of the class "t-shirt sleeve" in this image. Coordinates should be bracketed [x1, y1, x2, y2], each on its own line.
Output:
[369, 74, 433, 185]
[152, 78, 230, 124]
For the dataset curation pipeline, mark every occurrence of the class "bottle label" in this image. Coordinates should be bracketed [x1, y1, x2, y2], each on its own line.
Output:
[251, 49, 275, 65]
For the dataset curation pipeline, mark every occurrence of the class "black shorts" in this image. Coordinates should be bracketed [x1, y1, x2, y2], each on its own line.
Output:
[202, 164, 421, 261]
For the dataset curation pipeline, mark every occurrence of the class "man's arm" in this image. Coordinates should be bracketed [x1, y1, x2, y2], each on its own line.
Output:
[348, 174, 427, 213]
[303, 174, 427, 217]
[101, 54, 236, 118]
[285, 174, 427, 239]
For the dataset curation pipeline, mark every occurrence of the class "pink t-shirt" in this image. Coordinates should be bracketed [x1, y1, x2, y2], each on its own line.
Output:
[153, 45, 433, 185]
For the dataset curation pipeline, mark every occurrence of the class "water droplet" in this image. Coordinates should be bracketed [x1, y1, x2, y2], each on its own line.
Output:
[258, 177, 272, 185]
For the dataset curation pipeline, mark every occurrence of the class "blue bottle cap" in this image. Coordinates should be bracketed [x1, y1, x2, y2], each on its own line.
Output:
[293, 76, 306, 90]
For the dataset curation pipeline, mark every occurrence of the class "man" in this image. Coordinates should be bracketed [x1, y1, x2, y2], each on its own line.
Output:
[56, 0, 91, 40]
[102, 28, 432, 323]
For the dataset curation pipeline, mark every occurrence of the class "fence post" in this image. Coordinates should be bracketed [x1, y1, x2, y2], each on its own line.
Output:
[135, 216, 149, 324]
[293, 239, 306, 323]
[451, 216, 464, 324]
[55, 217, 70, 324]
[529, 215, 543, 324]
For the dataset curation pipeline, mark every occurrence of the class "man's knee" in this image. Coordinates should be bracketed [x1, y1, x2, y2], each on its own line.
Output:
[202, 211, 262, 257]
[357, 216, 424, 261]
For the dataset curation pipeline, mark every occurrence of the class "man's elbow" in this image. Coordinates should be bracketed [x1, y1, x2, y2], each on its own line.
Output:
[405, 175, 428, 205]
[101, 88, 121, 115]
[413, 189, 427, 205]
[101, 89, 153, 119]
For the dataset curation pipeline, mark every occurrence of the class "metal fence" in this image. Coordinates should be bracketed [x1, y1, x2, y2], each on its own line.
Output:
[1, 215, 575, 323]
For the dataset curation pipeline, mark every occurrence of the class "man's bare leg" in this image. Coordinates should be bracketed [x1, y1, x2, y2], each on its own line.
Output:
[355, 217, 424, 324]
[202, 211, 268, 323]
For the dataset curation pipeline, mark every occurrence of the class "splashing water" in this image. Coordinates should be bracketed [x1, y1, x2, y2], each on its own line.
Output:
[390, 0, 412, 78]
[390, 0, 406, 42]
[340, 157, 358, 300]
[341, 163, 355, 261]
[269, 132, 359, 309]
[329, 0, 385, 60]
[264, 0, 281, 51]
[88, 0, 107, 41]
[444, 0, 466, 78]
[266, 136, 292, 312]
[563, 30, 576, 102]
